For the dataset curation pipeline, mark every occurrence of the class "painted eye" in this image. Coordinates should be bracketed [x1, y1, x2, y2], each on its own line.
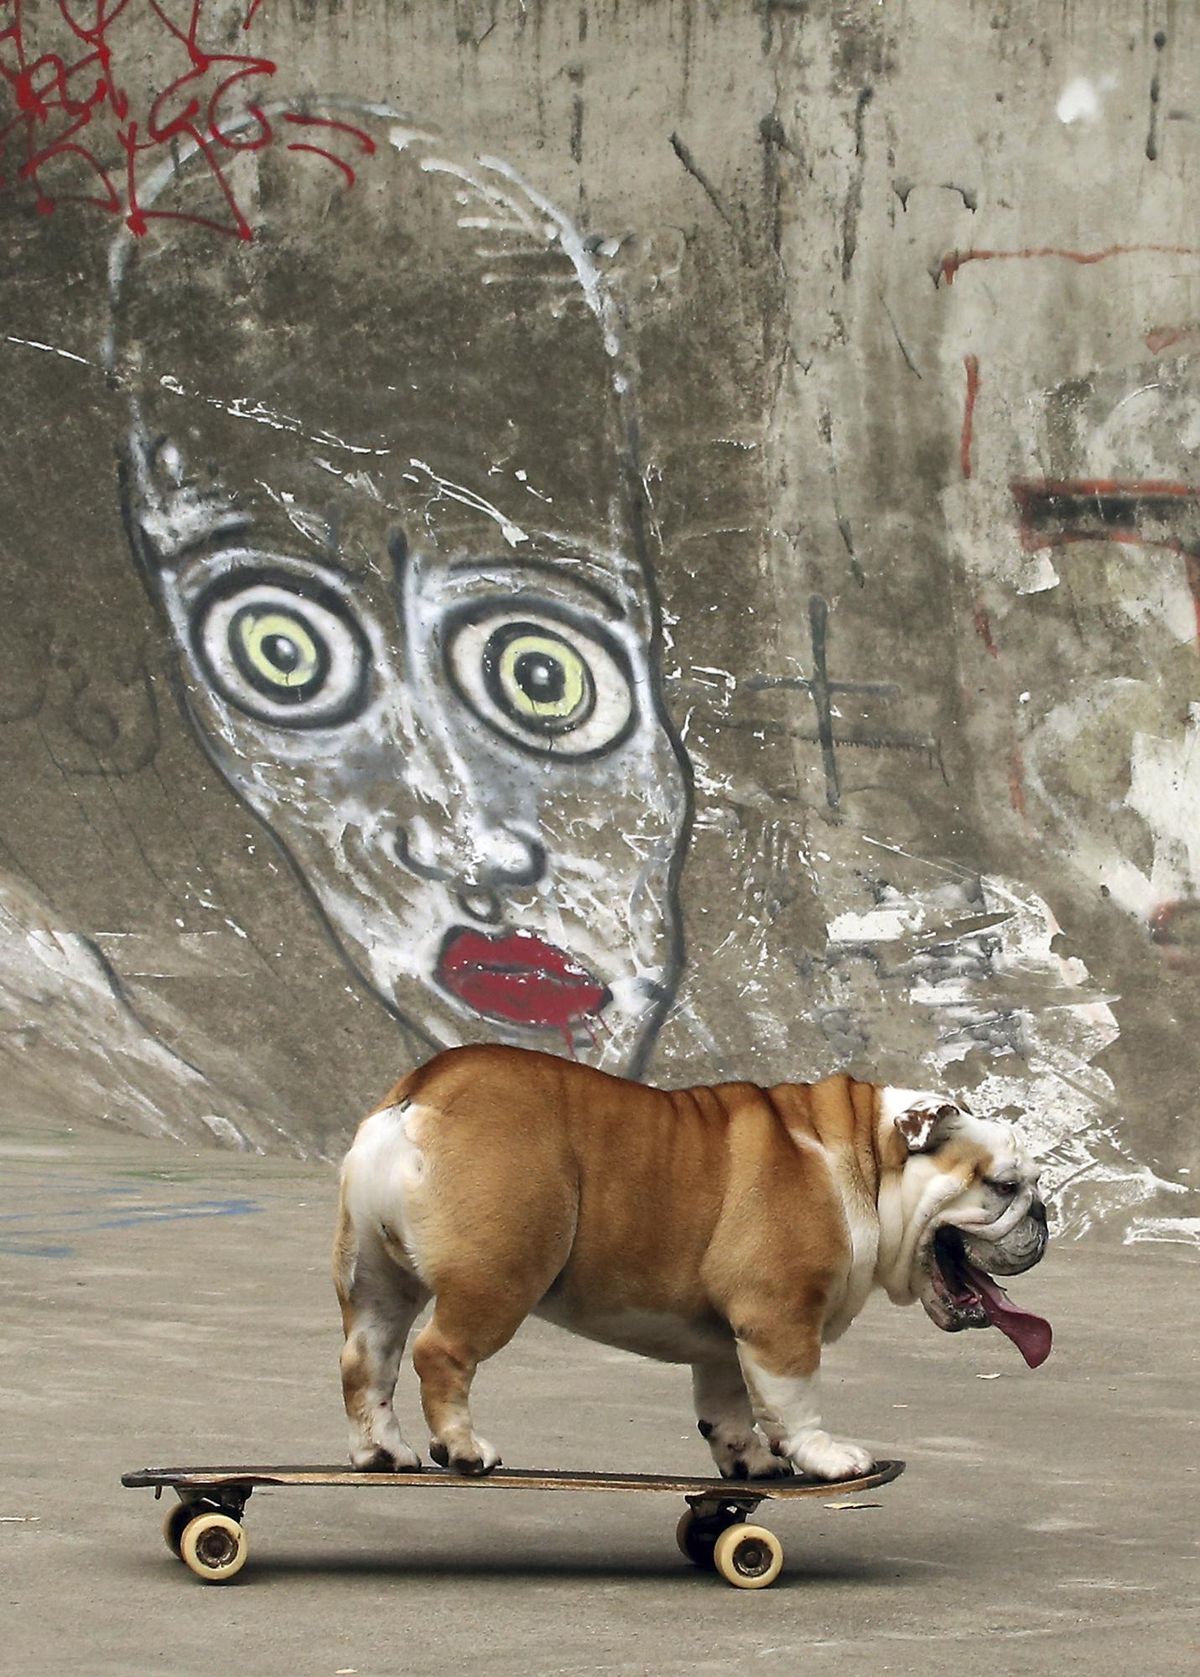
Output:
[445, 608, 635, 758]
[491, 626, 593, 729]
[191, 571, 369, 727]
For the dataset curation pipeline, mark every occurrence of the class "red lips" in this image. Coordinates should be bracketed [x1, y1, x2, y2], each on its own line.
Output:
[437, 928, 610, 1031]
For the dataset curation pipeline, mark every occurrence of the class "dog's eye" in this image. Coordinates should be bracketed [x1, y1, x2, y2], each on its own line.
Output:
[987, 1179, 1020, 1195]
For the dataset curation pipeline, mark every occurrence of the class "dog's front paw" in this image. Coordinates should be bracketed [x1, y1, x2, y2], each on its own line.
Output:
[784, 1430, 875, 1482]
[429, 1433, 502, 1475]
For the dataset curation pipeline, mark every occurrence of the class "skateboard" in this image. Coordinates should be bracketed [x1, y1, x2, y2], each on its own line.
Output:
[122, 1458, 905, 1590]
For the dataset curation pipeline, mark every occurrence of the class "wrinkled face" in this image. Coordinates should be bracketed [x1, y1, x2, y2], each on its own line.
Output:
[909, 1124, 1048, 1329]
[880, 1092, 1050, 1363]
[110, 109, 692, 1076]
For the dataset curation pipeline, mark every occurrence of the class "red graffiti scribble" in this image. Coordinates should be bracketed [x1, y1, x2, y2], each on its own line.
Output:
[939, 245, 1200, 287]
[973, 602, 999, 658]
[1007, 746, 1029, 825]
[282, 110, 375, 190]
[0, 2, 374, 239]
[1145, 324, 1200, 353]
[960, 353, 980, 480]
[1011, 477, 1200, 642]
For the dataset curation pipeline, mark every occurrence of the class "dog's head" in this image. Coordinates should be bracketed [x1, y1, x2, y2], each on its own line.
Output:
[877, 1089, 1052, 1368]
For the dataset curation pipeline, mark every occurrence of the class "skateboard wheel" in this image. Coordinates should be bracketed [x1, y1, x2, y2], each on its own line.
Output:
[180, 1512, 249, 1583]
[712, 1523, 784, 1590]
[675, 1509, 717, 1569]
[162, 1502, 194, 1560]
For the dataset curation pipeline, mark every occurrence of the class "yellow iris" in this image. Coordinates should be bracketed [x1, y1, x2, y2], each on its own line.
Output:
[236, 611, 320, 691]
[497, 632, 588, 721]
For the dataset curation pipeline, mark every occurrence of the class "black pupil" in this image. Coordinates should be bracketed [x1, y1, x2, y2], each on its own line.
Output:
[515, 651, 565, 704]
[264, 633, 301, 673]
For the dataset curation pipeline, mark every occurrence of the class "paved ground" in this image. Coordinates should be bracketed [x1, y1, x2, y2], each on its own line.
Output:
[1, 1115, 1197, 1677]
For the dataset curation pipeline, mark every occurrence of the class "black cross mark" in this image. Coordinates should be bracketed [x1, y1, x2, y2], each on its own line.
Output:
[742, 594, 938, 810]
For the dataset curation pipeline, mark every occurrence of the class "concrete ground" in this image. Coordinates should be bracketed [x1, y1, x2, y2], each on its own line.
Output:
[1, 1116, 1196, 1677]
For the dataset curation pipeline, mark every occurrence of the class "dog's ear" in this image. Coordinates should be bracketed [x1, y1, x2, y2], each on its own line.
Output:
[885, 1092, 964, 1153]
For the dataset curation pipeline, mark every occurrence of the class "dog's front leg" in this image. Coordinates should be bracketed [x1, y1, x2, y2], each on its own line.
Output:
[735, 1336, 875, 1482]
[691, 1355, 793, 1480]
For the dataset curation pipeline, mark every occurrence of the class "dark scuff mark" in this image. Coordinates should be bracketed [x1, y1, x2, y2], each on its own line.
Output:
[1011, 477, 1200, 639]
[744, 595, 904, 809]
[941, 182, 978, 212]
[841, 86, 873, 284]
[1147, 30, 1167, 162]
[669, 130, 739, 236]
[758, 0, 809, 56]
[882, 296, 922, 379]
[760, 112, 806, 167]
[568, 63, 585, 164]
[837, 514, 867, 588]
[893, 179, 976, 214]
[570, 94, 584, 163]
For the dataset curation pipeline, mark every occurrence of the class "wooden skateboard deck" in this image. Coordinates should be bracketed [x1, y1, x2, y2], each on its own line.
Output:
[123, 1459, 904, 1590]
[123, 1459, 904, 1496]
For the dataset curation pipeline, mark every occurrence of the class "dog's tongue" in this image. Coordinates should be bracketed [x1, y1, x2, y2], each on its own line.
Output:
[969, 1267, 1053, 1368]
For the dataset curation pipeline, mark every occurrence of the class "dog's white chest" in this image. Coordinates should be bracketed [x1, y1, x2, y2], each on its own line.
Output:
[823, 1174, 880, 1342]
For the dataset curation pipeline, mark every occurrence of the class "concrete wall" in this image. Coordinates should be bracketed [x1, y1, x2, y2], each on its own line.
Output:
[2, 1, 1196, 1244]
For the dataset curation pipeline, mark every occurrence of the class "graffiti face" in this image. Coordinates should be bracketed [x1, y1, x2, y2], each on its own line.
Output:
[111, 109, 691, 1074]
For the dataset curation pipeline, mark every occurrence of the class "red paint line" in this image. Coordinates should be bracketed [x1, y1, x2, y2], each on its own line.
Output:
[1007, 747, 1028, 823]
[1145, 325, 1196, 353]
[1009, 477, 1200, 646]
[282, 112, 377, 154]
[972, 603, 999, 658]
[940, 244, 1200, 287]
[285, 142, 357, 188]
[960, 354, 980, 480]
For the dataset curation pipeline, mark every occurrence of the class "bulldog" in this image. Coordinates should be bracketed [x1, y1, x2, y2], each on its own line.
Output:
[333, 1045, 1051, 1480]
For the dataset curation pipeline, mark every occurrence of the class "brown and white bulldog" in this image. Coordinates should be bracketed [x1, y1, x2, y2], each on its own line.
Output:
[333, 1045, 1051, 1480]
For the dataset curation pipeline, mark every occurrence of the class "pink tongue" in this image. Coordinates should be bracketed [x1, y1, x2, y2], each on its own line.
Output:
[969, 1268, 1053, 1368]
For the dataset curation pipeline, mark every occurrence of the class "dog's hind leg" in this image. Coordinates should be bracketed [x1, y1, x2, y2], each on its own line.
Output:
[412, 1232, 571, 1476]
[692, 1353, 793, 1480]
[334, 1187, 429, 1471]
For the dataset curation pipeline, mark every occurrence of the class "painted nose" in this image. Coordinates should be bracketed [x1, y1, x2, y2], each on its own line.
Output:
[395, 820, 547, 890]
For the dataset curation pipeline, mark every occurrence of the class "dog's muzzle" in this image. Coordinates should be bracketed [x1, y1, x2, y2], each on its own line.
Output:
[922, 1197, 1052, 1367]
[962, 1198, 1049, 1278]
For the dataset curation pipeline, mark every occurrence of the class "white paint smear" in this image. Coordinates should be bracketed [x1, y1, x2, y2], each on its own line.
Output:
[158, 374, 391, 457]
[3, 334, 91, 366]
[1056, 75, 1117, 125]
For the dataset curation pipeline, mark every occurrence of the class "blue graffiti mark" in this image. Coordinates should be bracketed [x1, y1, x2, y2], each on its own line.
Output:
[96, 1197, 262, 1229]
[0, 1196, 264, 1258]
[1, 1243, 75, 1259]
